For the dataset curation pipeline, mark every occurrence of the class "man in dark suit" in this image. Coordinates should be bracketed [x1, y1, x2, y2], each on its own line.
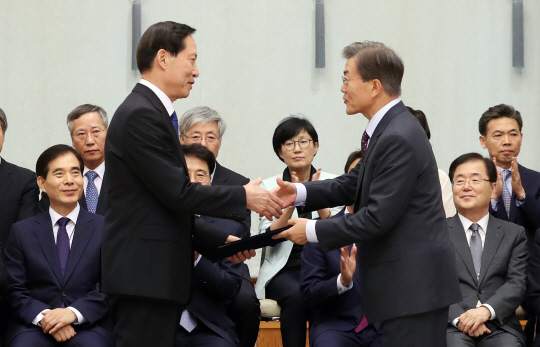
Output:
[446, 153, 527, 346]
[0, 108, 39, 250]
[274, 41, 461, 346]
[39, 104, 109, 215]
[3, 145, 113, 347]
[102, 21, 282, 347]
[179, 107, 259, 347]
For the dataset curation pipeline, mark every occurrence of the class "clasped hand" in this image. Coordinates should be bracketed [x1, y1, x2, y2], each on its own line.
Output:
[40, 308, 78, 341]
[457, 306, 492, 337]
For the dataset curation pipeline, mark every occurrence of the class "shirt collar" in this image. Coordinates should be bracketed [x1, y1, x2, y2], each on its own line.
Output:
[139, 79, 175, 116]
[84, 161, 105, 179]
[365, 98, 401, 138]
[49, 203, 80, 227]
[496, 165, 512, 173]
[457, 212, 489, 233]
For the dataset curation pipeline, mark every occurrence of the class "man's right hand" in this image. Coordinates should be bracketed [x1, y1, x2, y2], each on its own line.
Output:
[244, 178, 283, 221]
[270, 206, 296, 231]
[272, 177, 298, 208]
[491, 157, 502, 201]
[340, 245, 357, 287]
[51, 324, 76, 342]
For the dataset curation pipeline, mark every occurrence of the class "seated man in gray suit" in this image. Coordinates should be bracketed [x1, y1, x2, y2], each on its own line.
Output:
[447, 152, 527, 347]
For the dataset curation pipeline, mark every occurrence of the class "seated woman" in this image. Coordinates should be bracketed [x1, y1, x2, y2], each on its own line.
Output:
[255, 115, 343, 347]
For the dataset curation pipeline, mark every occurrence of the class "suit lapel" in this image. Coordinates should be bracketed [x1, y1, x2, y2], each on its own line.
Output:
[33, 212, 63, 284]
[447, 215, 478, 283]
[478, 216, 504, 285]
[79, 192, 88, 210]
[213, 163, 227, 185]
[96, 174, 108, 215]
[0, 160, 14, 204]
[63, 210, 95, 284]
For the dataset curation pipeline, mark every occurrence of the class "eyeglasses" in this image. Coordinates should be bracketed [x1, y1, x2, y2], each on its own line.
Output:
[282, 139, 312, 151]
[184, 134, 220, 144]
[190, 170, 210, 183]
[452, 178, 490, 186]
[72, 128, 106, 141]
[342, 76, 363, 86]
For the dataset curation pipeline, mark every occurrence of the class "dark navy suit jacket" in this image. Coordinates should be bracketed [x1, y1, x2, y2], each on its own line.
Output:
[3, 209, 113, 345]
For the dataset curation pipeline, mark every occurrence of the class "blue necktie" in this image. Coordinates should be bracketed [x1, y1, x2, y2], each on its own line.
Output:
[171, 111, 178, 134]
[57, 217, 71, 277]
[85, 171, 99, 214]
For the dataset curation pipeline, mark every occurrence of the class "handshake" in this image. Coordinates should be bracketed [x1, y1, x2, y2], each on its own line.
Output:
[243, 177, 298, 221]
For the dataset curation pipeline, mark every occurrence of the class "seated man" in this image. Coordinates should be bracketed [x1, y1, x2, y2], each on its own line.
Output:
[446, 153, 527, 347]
[3, 145, 113, 347]
[176, 143, 245, 347]
[300, 150, 381, 347]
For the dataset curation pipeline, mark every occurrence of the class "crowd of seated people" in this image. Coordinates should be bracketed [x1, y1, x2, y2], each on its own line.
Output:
[0, 100, 539, 347]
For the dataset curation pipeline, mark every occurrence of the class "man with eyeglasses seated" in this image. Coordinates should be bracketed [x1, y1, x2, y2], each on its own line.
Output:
[179, 107, 259, 347]
[40, 105, 109, 216]
[446, 152, 527, 347]
[176, 143, 244, 347]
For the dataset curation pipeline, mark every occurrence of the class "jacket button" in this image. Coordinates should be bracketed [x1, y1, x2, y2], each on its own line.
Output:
[62, 292, 67, 297]
[354, 319, 359, 324]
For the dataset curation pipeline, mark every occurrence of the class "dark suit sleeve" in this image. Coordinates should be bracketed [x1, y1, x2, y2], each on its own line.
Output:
[193, 217, 229, 257]
[69, 283, 110, 325]
[194, 257, 242, 301]
[527, 229, 540, 316]
[0, 244, 8, 296]
[311, 133, 421, 249]
[16, 171, 39, 221]
[122, 110, 247, 219]
[300, 243, 341, 310]
[518, 182, 540, 230]
[4, 224, 50, 323]
[302, 167, 360, 212]
[486, 226, 528, 326]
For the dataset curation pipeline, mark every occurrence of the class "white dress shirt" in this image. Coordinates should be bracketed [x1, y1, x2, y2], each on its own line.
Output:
[32, 204, 86, 326]
[296, 98, 402, 242]
[139, 79, 175, 116]
[451, 212, 496, 327]
[83, 161, 105, 196]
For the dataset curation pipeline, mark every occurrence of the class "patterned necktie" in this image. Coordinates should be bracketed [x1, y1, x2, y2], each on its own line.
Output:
[171, 111, 179, 135]
[180, 309, 197, 332]
[85, 171, 99, 214]
[56, 217, 71, 277]
[469, 223, 482, 279]
[501, 169, 511, 218]
[359, 131, 370, 158]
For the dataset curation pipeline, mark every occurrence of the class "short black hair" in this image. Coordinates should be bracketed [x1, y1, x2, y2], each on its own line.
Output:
[344, 150, 363, 174]
[36, 145, 84, 179]
[181, 143, 216, 174]
[407, 106, 430, 140]
[272, 115, 318, 162]
[136, 21, 196, 74]
[479, 104, 523, 136]
[449, 153, 497, 183]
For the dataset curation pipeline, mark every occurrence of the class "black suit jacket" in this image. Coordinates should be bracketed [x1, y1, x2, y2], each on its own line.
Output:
[0, 159, 39, 250]
[447, 214, 527, 343]
[101, 83, 248, 304]
[3, 209, 113, 345]
[301, 101, 461, 322]
[213, 162, 251, 239]
[490, 164, 540, 251]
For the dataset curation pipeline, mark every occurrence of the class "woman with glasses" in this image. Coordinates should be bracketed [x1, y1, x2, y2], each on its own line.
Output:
[255, 115, 343, 347]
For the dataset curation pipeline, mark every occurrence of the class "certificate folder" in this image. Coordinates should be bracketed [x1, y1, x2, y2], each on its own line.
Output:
[205, 226, 290, 262]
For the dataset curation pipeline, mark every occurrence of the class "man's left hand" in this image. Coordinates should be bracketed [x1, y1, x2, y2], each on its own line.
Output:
[226, 235, 256, 263]
[272, 218, 309, 245]
[511, 157, 526, 200]
[41, 308, 77, 334]
[457, 306, 491, 335]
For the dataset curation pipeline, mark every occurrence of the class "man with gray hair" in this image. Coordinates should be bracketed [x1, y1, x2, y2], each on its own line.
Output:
[0, 107, 39, 250]
[40, 104, 109, 215]
[179, 106, 259, 347]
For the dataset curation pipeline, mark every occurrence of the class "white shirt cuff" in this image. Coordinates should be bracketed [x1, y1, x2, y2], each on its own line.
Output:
[33, 309, 50, 326]
[194, 254, 202, 266]
[306, 220, 318, 243]
[516, 199, 524, 207]
[293, 183, 306, 206]
[67, 306, 85, 324]
[490, 199, 498, 211]
[481, 304, 496, 320]
[337, 274, 353, 294]
[452, 317, 459, 328]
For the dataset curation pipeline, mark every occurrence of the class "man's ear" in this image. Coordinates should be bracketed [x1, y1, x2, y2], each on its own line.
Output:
[371, 79, 383, 98]
[479, 135, 487, 149]
[179, 133, 185, 144]
[155, 49, 168, 71]
[37, 176, 46, 193]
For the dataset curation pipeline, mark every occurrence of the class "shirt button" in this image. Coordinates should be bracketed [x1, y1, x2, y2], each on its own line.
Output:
[62, 292, 67, 297]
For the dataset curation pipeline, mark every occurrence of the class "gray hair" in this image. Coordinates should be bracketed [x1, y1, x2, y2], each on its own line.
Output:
[179, 106, 227, 138]
[67, 104, 108, 133]
[0, 107, 7, 134]
[342, 41, 404, 97]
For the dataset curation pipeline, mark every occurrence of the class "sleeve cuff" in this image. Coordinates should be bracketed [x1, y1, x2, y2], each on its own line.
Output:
[194, 254, 202, 266]
[490, 199, 499, 211]
[337, 274, 353, 294]
[32, 309, 50, 326]
[452, 317, 459, 328]
[481, 304, 496, 320]
[294, 183, 307, 206]
[67, 306, 86, 325]
[306, 220, 318, 243]
[516, 199, 524, 207]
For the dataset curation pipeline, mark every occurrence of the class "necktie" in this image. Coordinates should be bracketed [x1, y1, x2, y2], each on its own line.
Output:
[85, 171, 99, 214]
[469, 223, 482, 279]
[171, 111, 179, 135]
[56, 217, 71, 277]
[180, 309, 197, 332]
[354, 313, 369, 333]
[501, 169, 511, 218]
[360, 131, 370, 158]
